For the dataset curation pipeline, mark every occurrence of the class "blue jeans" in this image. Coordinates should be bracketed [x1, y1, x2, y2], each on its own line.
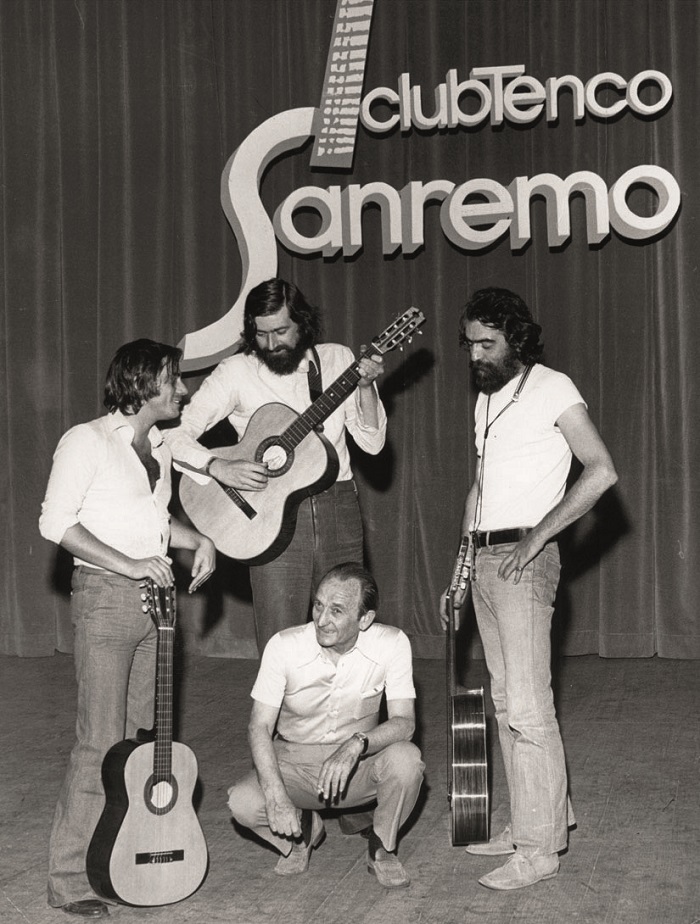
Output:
[47, 569, 157, 907]
[471, 541, 569, 855]
[249, 480, 363, 653]
[227, 740, 424, 855]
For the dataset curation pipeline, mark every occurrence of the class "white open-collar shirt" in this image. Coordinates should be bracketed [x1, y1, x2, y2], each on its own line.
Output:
[251, 622, 416, 745]
[40, 410, 171, 567]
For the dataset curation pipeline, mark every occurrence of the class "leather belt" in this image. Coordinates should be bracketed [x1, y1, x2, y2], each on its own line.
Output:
[472, 528, 530, 549]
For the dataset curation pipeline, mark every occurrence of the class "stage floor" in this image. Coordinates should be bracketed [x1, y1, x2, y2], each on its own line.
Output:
[1, 651, 698, 924]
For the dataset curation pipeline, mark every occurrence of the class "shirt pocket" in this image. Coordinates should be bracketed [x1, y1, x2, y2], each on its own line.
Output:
[352, 682, 385, 719]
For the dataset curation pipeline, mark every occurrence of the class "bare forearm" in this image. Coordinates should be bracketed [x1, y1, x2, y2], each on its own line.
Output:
[361, 715, 414, 756]
[529, 459, 618, 549]
[60, 524, 143, 575]
[249, 725, 288, 799]
[58, 523, 174, 585]
[169, 517, 206, 551]
[461, 479, 479, 535]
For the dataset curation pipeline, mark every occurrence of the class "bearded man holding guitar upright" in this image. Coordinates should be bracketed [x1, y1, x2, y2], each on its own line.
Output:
[166, 278, 388, 655]
[40, 340, 215, 918]
[441, 288, 617, 891]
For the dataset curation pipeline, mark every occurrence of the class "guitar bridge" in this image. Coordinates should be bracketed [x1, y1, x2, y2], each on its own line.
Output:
[135, 849, 185, 865]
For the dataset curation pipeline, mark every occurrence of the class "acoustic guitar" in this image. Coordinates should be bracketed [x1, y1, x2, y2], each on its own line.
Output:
[446, 537, 489, 846]
[86, 581, 208, 906]
[179, 307, 425, 564]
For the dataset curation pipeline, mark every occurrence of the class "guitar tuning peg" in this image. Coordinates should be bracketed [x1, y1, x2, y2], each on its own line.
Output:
[142, 604, 149, 613]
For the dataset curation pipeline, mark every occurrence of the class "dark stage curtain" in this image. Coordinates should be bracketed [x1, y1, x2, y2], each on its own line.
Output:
[2, 0, 699, 658]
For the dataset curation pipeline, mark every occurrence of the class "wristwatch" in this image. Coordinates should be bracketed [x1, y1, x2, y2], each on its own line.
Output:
[204, 457, 217, 477]
[351, 731, 369, 755]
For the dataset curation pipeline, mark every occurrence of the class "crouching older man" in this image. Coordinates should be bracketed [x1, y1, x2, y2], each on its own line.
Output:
[227, 562, 424, 888]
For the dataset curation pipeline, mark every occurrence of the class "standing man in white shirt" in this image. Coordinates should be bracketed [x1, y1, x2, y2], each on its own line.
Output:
[40, 339, 215, 919]
[166, 278, 387, 654]
[442, 288, 617, 891]
[227, 562, 424, 889]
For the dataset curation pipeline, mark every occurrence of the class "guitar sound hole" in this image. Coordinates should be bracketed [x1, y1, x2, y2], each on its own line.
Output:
[255, 437, 294, 477]
[145, 775, 179, 815]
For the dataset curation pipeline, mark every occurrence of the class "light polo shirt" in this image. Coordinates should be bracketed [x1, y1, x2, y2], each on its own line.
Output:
[39, 411, 172, 567]
[165, 344, 387, 483]
[251, 621, 416, 745]
[473, 364, 586, 531]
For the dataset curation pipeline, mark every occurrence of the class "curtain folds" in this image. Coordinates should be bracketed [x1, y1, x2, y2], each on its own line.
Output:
[2, 0, 698, 658]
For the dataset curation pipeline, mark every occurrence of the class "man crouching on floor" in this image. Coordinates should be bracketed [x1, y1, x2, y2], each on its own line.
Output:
[227, 562, 424, 888]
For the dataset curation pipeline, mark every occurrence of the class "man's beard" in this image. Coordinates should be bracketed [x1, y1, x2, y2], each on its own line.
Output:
[471, 348, 522, 394]
[256, 334, 312, 375]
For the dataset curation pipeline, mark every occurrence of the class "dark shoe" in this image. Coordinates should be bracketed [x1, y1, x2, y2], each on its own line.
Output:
[61, 901, 109, 918]
[274, 811, 325, 876]
[478, 852, 559, 891]
[465, 824, 516, 857]
[367, 847, 411, 888]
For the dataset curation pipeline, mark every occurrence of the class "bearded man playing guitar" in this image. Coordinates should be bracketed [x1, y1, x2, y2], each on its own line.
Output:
[166, 278, 387, 654]
[40, 340, 215, 918]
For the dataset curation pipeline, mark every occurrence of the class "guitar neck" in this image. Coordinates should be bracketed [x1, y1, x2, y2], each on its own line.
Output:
[153, 623, 174, 783]
[280, 350, 369, 450]
[447, 536, 470, 692]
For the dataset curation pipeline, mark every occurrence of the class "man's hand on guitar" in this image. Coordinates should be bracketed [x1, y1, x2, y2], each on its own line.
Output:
[127, 555, 174, 588]
[208, 458, 269, 491]
[357, 348, 385, 388]
[439, 587, 465, 632]
[439, 578, 469, 631]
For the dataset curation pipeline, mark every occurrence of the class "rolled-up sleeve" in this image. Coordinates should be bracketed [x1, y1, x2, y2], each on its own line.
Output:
[165, 361, 240, 473]
[39, 426, 100, 545]
[346, 384, 387, 454]
[335, 345, 387, 455]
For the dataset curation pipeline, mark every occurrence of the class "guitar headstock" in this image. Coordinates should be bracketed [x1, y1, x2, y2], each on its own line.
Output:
[369, 307, 426, 356]
[142, 579, 177, 630]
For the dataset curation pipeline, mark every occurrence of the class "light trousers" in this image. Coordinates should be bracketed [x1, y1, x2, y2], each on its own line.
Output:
[47, 569, 157, 907]
[471, 542, 570, 855]
[227, 739, 424, 856]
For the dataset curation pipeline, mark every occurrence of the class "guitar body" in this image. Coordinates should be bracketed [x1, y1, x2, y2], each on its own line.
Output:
[180, 402, 339, 564]
[179, 308, 426, 564]
[446, 541, 490, 846]
[449, 686, 489, 845]
[87, 737, 208, 907]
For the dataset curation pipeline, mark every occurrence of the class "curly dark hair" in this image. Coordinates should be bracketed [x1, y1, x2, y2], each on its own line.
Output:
[318, 562, 379, 616]
[104, 339, 182, 414]
[241, 278, 323, 353]
[459, 287, 544, 364]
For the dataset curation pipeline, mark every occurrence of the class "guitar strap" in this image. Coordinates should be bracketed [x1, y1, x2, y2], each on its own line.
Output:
[308, 346, 323, 402]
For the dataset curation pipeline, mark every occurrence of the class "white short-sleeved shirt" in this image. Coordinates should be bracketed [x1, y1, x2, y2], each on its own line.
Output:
[251, 622, 415, 745]
[473, 364, 586, 531]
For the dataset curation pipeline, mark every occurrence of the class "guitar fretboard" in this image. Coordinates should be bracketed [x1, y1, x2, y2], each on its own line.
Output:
[279, 356, 366, 451]
[154, 624, 174, 783]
